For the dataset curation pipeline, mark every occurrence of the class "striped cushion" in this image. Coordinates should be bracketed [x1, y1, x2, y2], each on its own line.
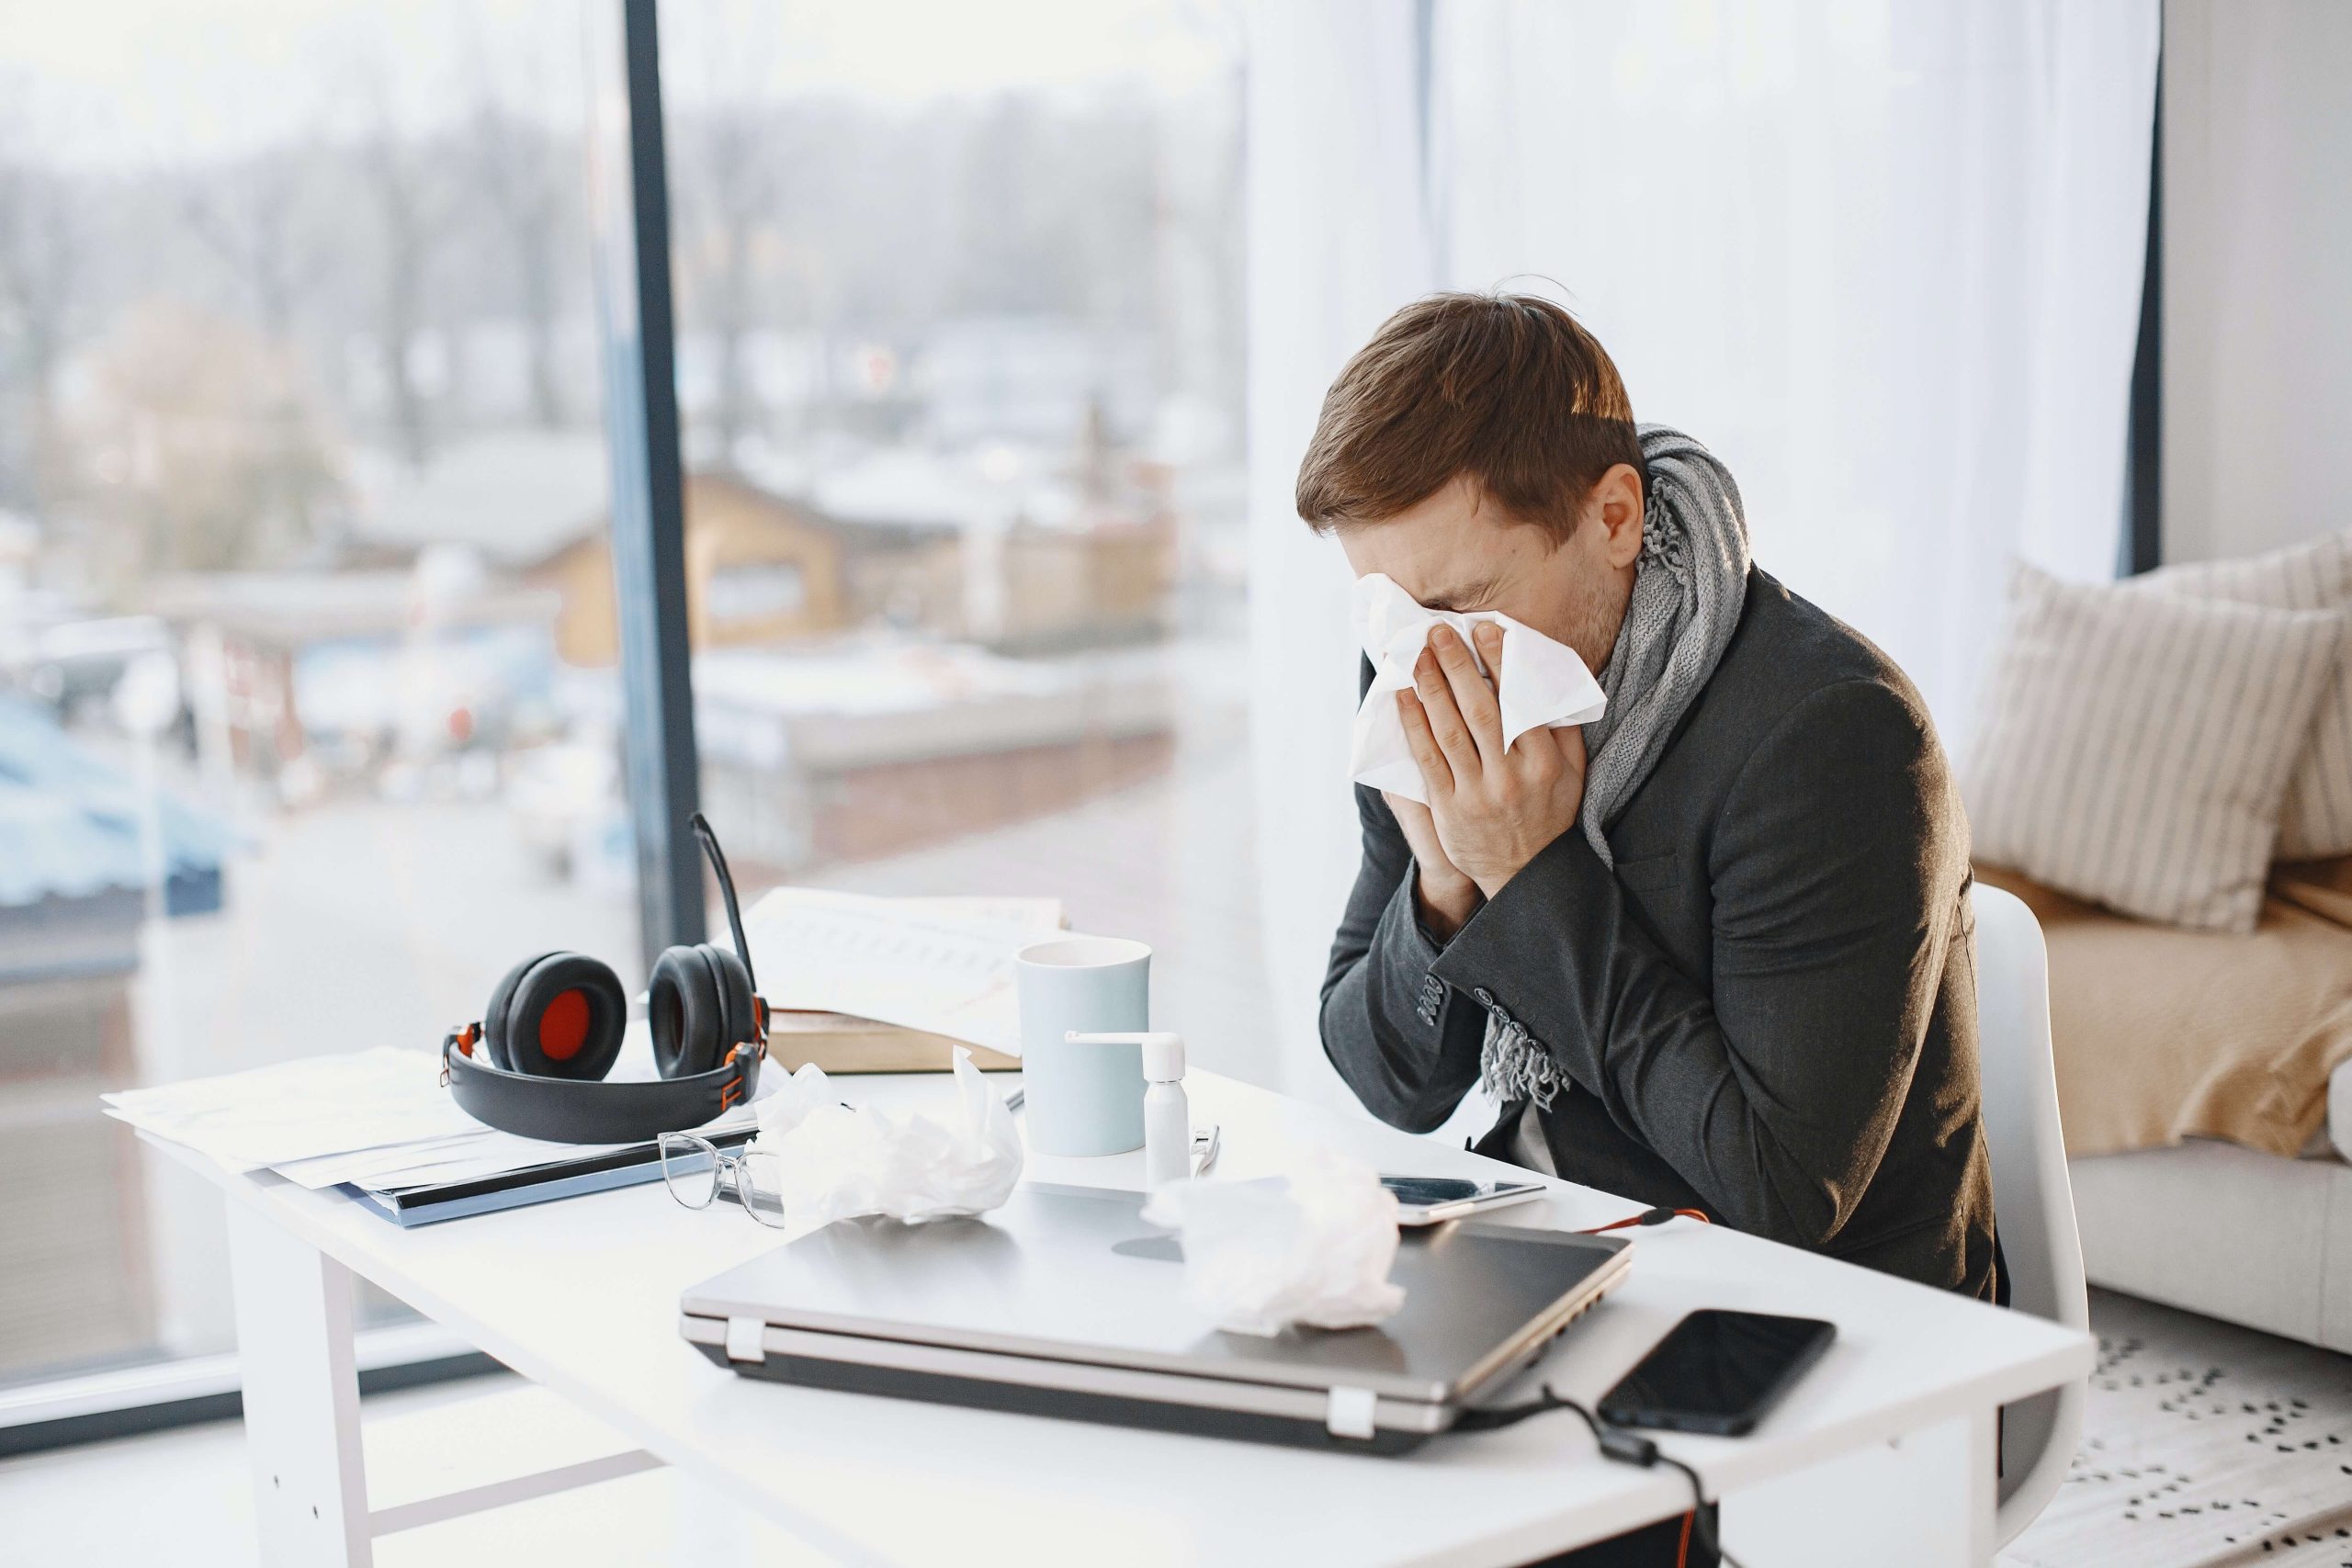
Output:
[2124, 533, 2352, 859]
[1964, 563, 2346, 931]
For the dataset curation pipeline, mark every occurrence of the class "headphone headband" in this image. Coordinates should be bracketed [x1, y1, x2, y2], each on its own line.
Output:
[443, 1033, 763, 1144]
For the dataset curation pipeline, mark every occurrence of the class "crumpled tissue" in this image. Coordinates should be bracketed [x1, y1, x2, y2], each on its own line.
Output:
[751, 1046, 1022, 1230]
[1140, 1146, 1406, 1337]
[1349, 570, 1609, 806]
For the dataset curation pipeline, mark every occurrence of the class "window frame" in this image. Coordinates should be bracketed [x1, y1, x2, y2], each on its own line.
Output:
[596, 0, 707, 964]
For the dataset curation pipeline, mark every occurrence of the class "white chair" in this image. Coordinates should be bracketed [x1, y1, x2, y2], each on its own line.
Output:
[1971, 883, 2090, 1548]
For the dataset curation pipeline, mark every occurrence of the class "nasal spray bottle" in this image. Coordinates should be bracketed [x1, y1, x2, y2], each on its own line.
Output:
[1064, 1031, 1188, 1187]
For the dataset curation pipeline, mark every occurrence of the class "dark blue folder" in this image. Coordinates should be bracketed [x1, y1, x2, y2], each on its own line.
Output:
[346, 1126, 759, 1227]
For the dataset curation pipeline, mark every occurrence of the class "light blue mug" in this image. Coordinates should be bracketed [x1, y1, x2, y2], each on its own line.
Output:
[1016, 936, 1150, 1156]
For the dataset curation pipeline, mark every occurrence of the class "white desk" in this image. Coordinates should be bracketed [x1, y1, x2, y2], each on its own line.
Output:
[158, 1070, 2090, 1568]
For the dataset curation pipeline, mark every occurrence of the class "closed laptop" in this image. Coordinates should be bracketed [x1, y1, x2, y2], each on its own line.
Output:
[680, 1182, 1630, 1452]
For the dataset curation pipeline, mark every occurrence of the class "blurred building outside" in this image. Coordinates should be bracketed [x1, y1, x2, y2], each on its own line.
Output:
[0, 693, 232, 1380]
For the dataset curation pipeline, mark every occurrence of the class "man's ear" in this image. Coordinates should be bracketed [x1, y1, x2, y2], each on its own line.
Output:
[1591, 463, 1645, 570]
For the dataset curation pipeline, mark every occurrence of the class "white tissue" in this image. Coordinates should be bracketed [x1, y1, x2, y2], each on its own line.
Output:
[750, 1047, 1023, 1230]
[1140, 1147, 1406, 1337]
[1349, 571, 1609, 805]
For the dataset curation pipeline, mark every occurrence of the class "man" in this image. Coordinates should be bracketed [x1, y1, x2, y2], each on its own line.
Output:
[1307, 296, 1993, 1566]
[1309, 293, 1996, 1298]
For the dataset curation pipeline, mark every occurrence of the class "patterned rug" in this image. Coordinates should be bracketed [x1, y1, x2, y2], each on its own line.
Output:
[2002, 1289, 2352, 1568]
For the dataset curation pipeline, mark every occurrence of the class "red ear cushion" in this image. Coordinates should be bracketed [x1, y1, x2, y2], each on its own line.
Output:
[648, 945, 721, 1080]
[537, 988, 593, 1062]
[503, 954, 628, 1081]
[481, 953, 560, 1072]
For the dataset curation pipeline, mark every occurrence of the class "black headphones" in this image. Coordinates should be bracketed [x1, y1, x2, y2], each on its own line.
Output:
[441, 813, 768, 1145]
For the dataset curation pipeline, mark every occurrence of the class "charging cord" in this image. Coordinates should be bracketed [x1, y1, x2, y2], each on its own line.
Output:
[1578, 1205, 1712, 1235]
[1453, 1386, 1747, 1568]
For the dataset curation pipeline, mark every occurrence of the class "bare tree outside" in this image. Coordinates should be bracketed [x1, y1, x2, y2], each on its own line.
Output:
[358, 94, 447, 468]
[676, 99, 784, 466]
[0, 118, 81, 521]
[469, 93, 571, 429]
[73, 299, 338, 584]
[179, 147, 327, 351]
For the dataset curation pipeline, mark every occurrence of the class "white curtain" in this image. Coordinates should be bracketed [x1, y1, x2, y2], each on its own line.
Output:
[1243, 0, 1433, 1101]
[1432, 1, 2158, 734]
[1245, 1, 2159, 1094]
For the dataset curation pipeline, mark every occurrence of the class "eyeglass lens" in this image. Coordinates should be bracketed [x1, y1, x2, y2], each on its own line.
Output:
[658, 1133, 720, 1210]
[721, 1151, 788, 1228]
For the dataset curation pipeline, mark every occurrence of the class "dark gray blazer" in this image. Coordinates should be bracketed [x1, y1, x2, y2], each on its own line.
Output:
[1321, 568, 1997, 1299]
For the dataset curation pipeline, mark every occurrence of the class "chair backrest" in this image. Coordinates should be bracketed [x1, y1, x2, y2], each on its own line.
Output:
[1970, 882, 2089, 1546]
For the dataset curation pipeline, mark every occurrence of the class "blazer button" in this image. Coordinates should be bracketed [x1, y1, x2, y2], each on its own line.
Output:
[1472, 987, 1494, 1007]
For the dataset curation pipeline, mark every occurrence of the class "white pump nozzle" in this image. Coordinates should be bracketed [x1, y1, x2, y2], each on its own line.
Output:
[1065, 1029, 1184, 1081]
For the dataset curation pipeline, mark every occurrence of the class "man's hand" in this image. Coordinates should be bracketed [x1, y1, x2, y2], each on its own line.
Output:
[1381, 789, 1482, 941]
[1396, 622, 1588, 899]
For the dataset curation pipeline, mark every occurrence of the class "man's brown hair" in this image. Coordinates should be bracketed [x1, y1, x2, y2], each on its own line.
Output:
[1295, 292, 1643, 541]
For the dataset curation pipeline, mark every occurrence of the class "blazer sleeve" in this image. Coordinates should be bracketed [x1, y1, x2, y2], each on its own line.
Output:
[1430, 678, 1966, 1248]
[1317, 664, 1489, 1133]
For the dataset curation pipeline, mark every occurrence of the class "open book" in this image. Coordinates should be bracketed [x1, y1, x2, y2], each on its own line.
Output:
[742, 888, 1068, 1071]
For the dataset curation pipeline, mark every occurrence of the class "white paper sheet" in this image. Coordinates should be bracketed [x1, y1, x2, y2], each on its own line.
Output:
[270, 1131, 495, 1190]
[103, 1048, 471, 1170]
[803, 891, 1066, 935]
[109, 1029, 776, 1192]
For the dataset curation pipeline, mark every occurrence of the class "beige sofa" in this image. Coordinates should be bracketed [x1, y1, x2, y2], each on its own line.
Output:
[1976, 861, 2352, 1353]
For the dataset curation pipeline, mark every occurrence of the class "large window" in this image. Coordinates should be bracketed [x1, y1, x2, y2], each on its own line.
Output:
[0, 2, 632, 1398]
[0, 0, 1251, 1418]
[650, 6, 1262, 1057]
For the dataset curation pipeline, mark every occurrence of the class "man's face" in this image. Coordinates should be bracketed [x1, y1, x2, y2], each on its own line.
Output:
[1335, 470, 1645, 673]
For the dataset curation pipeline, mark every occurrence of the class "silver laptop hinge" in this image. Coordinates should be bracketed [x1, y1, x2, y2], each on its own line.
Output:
[1325, 1385, 1377, 1439]
[725, 1316, 767, 1364]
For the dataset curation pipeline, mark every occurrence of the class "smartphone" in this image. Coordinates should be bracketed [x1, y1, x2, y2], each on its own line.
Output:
[1597, 1309, 1836, 1437]
[1379, 1174, 1546, 1226]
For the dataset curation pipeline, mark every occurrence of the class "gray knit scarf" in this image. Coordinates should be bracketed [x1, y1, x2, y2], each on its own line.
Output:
[1479, 423, 1753, 1109]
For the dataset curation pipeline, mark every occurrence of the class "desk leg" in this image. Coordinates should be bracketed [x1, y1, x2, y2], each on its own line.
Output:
[1722, 1406, 1996, 1568]
[227, 1202, 372, 1568]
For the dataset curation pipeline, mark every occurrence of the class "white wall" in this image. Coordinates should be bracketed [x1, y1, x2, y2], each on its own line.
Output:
[2163, 0, 2352, 564]
[1243, 0, 1432, 1100]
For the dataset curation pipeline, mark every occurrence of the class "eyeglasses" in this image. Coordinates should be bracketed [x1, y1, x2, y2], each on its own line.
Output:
[657, 1133, 786, 1228]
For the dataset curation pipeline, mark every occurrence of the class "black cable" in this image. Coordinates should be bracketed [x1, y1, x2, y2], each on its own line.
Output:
[1652, 1454, 1724, 1567]
[689, 811, 755, 990]
[1453, 1386, 1746, 1568]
